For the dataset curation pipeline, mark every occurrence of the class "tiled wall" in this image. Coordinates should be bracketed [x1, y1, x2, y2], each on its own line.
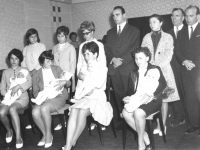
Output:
[72, 0, 200, 41]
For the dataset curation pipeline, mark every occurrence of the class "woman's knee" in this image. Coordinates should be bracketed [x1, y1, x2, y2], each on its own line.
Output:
[32, 107, 41, 119]
[40, 104, 51, 114]
[9, 106, 18, 116]
[134, 109, 146, 120]
[0, 106, 8, 119]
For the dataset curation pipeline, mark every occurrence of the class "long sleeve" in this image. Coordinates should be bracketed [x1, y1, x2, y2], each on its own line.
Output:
[121, 30, 140, 66]
[32, 71, 40, 98]
[76, 42, 84, 75]
[1, 71, 7, 96]
[69, 46, 76, 74]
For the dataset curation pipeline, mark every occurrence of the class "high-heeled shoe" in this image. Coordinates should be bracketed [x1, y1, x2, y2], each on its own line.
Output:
[44, 136, 53, 148]
[37, 141, 45, 146]
[58, 146, 74, 150]
[159, 126, 167, 136]
[145, 144, 152, 150]
[16, 138, 23, 149]
[6, 129, 13, 143]
[153, 128, 160, 134]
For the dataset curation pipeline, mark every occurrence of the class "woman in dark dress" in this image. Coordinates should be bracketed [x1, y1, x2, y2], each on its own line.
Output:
[122, 47, 166, 150]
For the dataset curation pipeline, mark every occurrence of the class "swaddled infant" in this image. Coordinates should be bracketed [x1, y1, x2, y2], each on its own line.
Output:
[124, 68, 160, 112]
[1, 69, 28, 106]
[71, 61, 97, 103]
[31, 71, 73, 105]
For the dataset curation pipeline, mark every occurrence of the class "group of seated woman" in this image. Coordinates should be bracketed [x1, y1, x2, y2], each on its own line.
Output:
[0, 46, 168, 150]
[0, 29, 169, 150]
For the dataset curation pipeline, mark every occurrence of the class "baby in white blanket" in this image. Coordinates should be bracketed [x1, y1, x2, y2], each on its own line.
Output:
[71, 61, 98, 103]
[31, 71, 73, 105]
[124, 68, 160, 112]
[1, 69, 28, 106]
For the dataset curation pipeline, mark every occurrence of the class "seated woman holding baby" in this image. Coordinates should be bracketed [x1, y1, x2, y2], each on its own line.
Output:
[61, 41, 113, 150]
[0, 49, 32, 149]
[31, 51, 71, 148]
[122, 47, 167, 150]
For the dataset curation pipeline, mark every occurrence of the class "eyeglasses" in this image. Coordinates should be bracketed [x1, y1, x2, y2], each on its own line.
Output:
[82, 31, 91, 36]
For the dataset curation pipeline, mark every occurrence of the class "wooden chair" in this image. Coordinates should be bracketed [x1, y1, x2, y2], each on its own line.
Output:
[87, 75, 117, 145]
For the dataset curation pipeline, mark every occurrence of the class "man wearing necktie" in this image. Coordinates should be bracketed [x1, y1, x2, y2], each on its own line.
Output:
[175, 5, 200, 135]
[105, 6, 140, 130]
[167, 8, 188, 127]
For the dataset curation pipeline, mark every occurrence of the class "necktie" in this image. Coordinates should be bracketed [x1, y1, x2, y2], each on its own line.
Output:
[30, 45, 34, 64]
[118, 26, 121, 36]
[190, 26, 193, 39]
[175, 26, 179, 39]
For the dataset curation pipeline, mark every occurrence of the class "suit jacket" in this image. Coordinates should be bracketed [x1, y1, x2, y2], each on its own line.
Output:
[167, 26, 186, 76]
[175, 23, 200, 75]
[105, 23, 140, 75]
[32, 65, 70, 98]
[126, 64, 167, 104]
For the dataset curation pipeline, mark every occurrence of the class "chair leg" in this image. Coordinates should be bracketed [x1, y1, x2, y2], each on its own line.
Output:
[51, 116, 54, 134]
[110, 119, 117, 138]
[123, 119, 127, 149]
[158, 112, 166, 143]
[87, 117, 92, 136]
[20, 114, 26, 141]
[147, 120, 155, 150]
[96, 122, 104, 146]
[59, 114, 66, 140]
[28, 105, 35, 134]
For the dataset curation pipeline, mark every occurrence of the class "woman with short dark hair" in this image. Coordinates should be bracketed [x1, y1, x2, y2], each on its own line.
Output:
[32, 51, 71, 148]
[0, 49, 32, 149]
[122, 47, 167, 150]
[61, 41, 113, 150]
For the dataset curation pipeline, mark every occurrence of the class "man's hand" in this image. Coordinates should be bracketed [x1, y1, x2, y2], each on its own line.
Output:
[183, 60, 195, 70]
[112, 57, 123, 68]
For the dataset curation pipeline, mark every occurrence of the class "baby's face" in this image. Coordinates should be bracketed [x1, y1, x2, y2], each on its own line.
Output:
[146, 72, 156, 81]
[17, 72, 25, 78]
[87, 62, 95, 72]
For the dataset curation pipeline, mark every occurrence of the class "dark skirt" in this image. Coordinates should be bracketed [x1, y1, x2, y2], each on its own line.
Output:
[139, 100, 162, 117]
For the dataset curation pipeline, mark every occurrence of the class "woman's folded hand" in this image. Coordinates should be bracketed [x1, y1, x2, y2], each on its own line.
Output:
[123, 96, 130, 104]
[10, 85, 21, 97]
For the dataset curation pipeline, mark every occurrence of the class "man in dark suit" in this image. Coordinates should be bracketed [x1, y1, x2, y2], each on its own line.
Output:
[167, 8, 187, 127]
[105, 6, 140, 129]
[175, 5, 200, 134]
